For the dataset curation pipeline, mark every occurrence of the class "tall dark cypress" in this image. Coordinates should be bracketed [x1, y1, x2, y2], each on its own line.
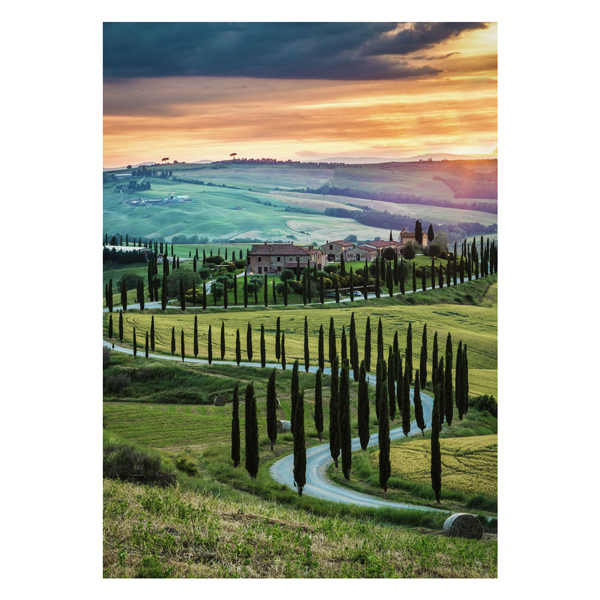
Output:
[108, 279, 113, 312]
[264, 273, 268, 307]
[412, 263, 417, 293]
[281, 332, 286, 370]
[303, 315, 309, 372]
[437, 358, 445, 427]
[243, 273, 248, 308]
[340, 253, 346, 276]
[431, 259, 436, 290]
[438, 263, 444, 288]
[335, 278, 340, 303]
[375, 359, 382, 420]
[329, 355, 341, 468]
[235, 329, 241, 366]
[402, 365, 411, 437]
[275, 317, 281, 362]
[244, 383, 259, 478]
[375, 258, 381, 298]
[431, 379, 442, 502]
[202, 282, 207, 310]
[432, 331, 438, 388]
[363, 261, 368, 299]
[121, 279, 128, 312]
[318, 324, 325, 371]
[171, 326, 176, 356]
[357, 361, 370, 450]
[145, 330, 149, 359]
[133, 327, 137, 357]
[291, 360, 299, 433]
[314, 369, 324, 440]
[377, 317, 383, 364]
[246, 323, 253, 361]
[293, 390, 306, 496]
[282, 271, 288, 306]
[181, 329, 185, 361]
[400, 260, 406, 295]
[260, 323, 266, 368]
[415, 220, 423, 245]
[118, 310, 124, 342]
[341, 326, 347, 364]
[420, 324, 428, 389]
[350, 312, 358, 381]
[340, 359, 352, 480]
[364, 316, 371, 372]
[233, 276, 238, 305]
[208, 324, 212, 364]
[378, 374, 391, 491]
[349, 267, 354, 302]
[445, 333, 453, 425]
[320, 272, 325, 304]
[266, 369, 278, 450]
[455, 341, 463, 419]
[406, 322, 413, 384]
[272, 280, 276, 305]
[223, 279, 228, 309]
[387, 261, 393, 297]
[220, 321, 226, 360]
[150, 315, 155, 351]
[387, 347, 396, 421]
[108, 314, 113, 340]
[328, 317, 336, 365]
[463, 344, 469, 415]
[161, 273, 167, 311]
[396, 352, 403, 418]
[302, 272, 307, 306]
[180, 278, 186, 311]
[192, 315, 198, 358]
[413, 370, 425, 435]
[421, 268, 427, 292]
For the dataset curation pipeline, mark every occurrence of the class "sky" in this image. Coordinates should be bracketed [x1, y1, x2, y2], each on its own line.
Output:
[103, 22, 497, 168]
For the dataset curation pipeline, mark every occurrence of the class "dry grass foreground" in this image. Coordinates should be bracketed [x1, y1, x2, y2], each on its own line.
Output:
[103, 479, 497, 578]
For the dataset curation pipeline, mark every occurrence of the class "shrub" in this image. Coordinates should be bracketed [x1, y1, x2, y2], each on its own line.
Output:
[175, 456, 198, 476]
[117, 272, 144, 291]
[469, 395, 498, 417]
[205, 255, 224, 265]
[402, 242, 416, 260]
[324, 265, 339, 274]
[103, 346, 111, 369]
[103, 373, 130, 395]
[234, 259, 246, 269]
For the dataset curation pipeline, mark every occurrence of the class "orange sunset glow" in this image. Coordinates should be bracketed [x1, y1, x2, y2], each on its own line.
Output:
[103, 23, 497, 167]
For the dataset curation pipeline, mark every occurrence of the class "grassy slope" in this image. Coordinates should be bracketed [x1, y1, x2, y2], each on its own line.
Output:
[104, 276, 498, 399]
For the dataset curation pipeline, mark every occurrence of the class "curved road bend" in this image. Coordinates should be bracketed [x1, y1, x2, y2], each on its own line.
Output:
[103, 339, 445, 515]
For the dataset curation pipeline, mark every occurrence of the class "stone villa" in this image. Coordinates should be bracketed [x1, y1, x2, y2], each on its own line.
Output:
[247, 243, 327, 274]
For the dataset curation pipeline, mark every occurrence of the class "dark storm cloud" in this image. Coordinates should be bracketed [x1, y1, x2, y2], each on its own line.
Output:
[103, 22, 488, 81]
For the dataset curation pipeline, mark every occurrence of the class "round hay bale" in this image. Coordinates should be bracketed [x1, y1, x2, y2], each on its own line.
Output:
[276, 420, 291, 433]
[213, 395, 227, 407]
[443, 513, 484, 540]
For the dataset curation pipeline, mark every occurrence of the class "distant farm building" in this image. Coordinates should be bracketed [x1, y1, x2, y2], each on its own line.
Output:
[400, 227, 428, 247]
[248, 243, 327, 274]
[320, 240, 355, 262]
[344, 240, 404, 261]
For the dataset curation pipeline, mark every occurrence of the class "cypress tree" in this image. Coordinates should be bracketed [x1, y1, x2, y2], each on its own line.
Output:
[437, 358, 445, 427]
[350, 313, 358, 381]
[150, 315, 155, 351]
[282, 271, 288, 306]
[193, 256, 197, 273]
[415, 220, 423, 245]
[192, 281, 196, 307]
[266, 369, 278, 450]
[291, 360, 299, 433]
[303, 315, 310, 372]
[293, 390, 306, 496]
[171, 326, 176, 356]
[394, 254, 399, 285]
[375, 358, 382, 420]
[375, 258, 381, 298]
[357, 361, 370, 450]
[202, 282, 207, 310]
[431, 379, 442, 503]
[378, 374, 391, 491]
[264, 273, 268, 307]
[427, 223, 435, 244]
[335, 278, 340, 303]
[243, 273, 248, 308]
[420, 324, 427, 389]
[118, 310, 123, 341]
[306, 268, 312, 303]
[388, 347, 396, 421]
[445, 333, 453, 425]
[145, 330, 149, 359]
[396, 352, 403, 418]
[220, 322, 226, 360]
[406, 322, 413, 384]
[108, 314, 113, 339]
[412, 263, 417, 293]
[432, 331, 438, 388]
[377, 317, 383, 364]
[193, 315, 198, 357]
[272, 280, 276, 305]
[431, 259, 436, 290]
[349, 267, 354, 302]
[281, 332, 286, 370]
[329, 355, 341, 467]
[233, 276, 238, 305]
[400, 260, 405, 295]
[235, 329, 241, 366]
[328, 317, 336, 365]
[393, 330, 399, 358]
[340, 359, 352, 480]
[460, 256, 465, 283]
[223, 279, 228, 309]
[455, 341, 463, 419]
[413, 370, 425, 435]
[180, 278, 186, 311]
[363, 260, 368, 299]
[341, 326, 347, 364]
[108, 279, 113, 312]
[314, 368, 324, 440]
[421, 268, 427, 292]
[133, 327, 137, 357]
[320, 272, 325, 304]
[438, 263, 444, 288]
[364, 316, 371, 372]
[387, 261, 393, 297]
[161, 274, 167, 310]
[302, 272, 307, 306]
[246, 323, 253, 361]
[244, 383, 259, 478]
[181, 328, 185, 361]
[402, 365, 411, 437]
[318, 324, 325, 371]
[453, 251, 458, 286]
[275, 317, 281, 362]
[463, 345, 469, 415]
[208, 325, 212, 364]
[260, 324, 266, 368]
[340, 253, 346, 276]
[121, 279, 128, 312]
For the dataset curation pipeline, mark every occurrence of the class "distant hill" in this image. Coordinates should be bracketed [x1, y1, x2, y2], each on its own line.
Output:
[314, 153, 496, 164]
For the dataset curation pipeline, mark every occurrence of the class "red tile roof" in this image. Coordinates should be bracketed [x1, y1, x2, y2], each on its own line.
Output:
[249, 243, 313, 256]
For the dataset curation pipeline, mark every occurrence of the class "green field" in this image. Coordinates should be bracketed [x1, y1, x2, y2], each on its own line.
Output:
[104, 277, 498, 399]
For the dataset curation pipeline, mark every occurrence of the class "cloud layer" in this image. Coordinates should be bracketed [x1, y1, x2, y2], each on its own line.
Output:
[104, 22, 488, 81]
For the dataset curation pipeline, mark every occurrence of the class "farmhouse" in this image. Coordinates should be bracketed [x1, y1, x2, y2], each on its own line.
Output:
[400, 227, 428, 247]
[344, 240, 404, 261]
[320, 240, 355, 262]
[248, 242, 327, 274]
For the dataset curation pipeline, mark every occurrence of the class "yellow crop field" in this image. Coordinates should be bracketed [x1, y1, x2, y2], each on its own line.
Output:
[379, 434, 498, 497]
